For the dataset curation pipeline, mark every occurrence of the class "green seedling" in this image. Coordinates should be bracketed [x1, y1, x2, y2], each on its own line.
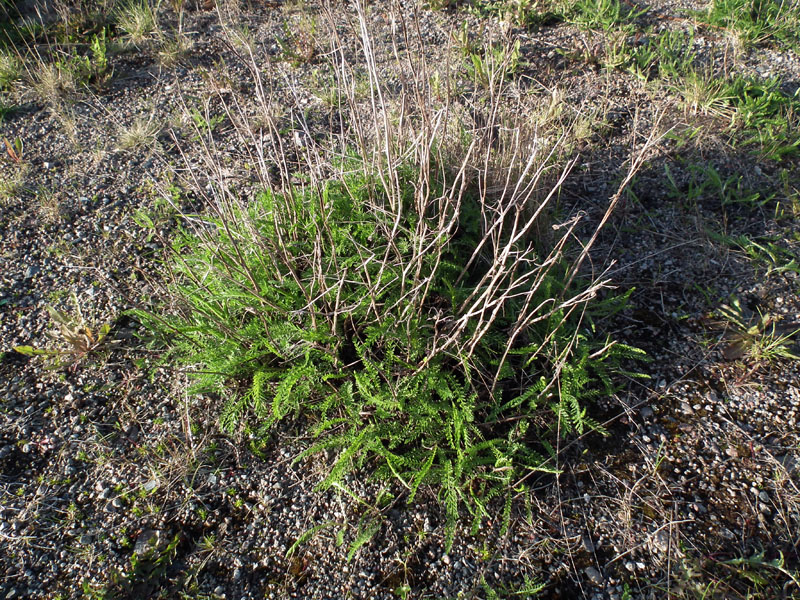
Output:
[3, 136, 22, 163]
[277, 15, 317, 67]
[721, 550, 800, 593]
[716, 296, 800, 363]
[466, 39, 522, 88]
[189, 107, 224, 139]
[14, 292, 113, 369]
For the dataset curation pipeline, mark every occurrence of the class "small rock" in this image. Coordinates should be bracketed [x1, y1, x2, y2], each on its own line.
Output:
[652, 530, 669, 552]
[585, 566, 603, 585]
[24, 265, 40, 279]
[758, 490, 769, 503]
[624, 561, 635, 572]
[134, 529, 160, 556]
[639, 405, 654, 420]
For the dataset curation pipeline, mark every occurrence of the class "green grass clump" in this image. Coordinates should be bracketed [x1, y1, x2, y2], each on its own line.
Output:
[722, 76, 800, 160]
[468, 0, 563, 27]
[114, 0, 159, 46]
[0, 49, 21, 89]
[568, 0, 645, 31]
[694, 0, 800, 50]
[629, 29, 696, 81]
[136, 159, 640, 546]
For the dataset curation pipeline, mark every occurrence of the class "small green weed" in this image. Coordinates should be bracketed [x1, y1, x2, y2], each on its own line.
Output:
[708, 228, 800, 276]
[277, 14, 317, 67]
[569, 0, 646, 32]
[469, 0, 562, 27]
[722, 76, 800, 160]
[671, 67, 732, 118]
[720, 550, 800, 596]
[89, 28, 111, 86]
[663, 163, 768, 209]
[13, 292, 114, 369]
[105, 532, 181, 597]
[715, 296, 800, 363]
[481, 574, 545, 598]
[629, 28, 696, 81]
[4, 136, 22, 163]
[465, 39, 522, 88]
[189, 107, 224, 139]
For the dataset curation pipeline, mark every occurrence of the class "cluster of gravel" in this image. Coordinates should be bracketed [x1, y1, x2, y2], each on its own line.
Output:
[2, 0, 799, 598]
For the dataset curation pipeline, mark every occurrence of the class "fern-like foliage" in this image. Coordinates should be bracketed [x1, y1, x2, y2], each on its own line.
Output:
[135, 161, 644, 551]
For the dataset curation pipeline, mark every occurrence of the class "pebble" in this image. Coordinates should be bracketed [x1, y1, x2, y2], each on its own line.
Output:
[624, 561, 635, 572]
[134, 530, 159, 556]
[585, 566, 603, 585]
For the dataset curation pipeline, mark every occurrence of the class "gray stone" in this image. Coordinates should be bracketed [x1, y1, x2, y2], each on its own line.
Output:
[585, 566, 603, 585]
[134, 530, 160, 556]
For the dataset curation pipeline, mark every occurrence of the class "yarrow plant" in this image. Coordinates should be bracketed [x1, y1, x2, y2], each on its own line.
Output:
[134, 1, 648, 547]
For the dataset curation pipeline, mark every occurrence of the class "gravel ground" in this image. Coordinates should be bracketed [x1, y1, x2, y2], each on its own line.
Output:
[1, 0, 799, 598]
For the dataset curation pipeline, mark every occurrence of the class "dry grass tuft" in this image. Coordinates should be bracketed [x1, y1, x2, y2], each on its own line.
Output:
[117, 115, 162, 152]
